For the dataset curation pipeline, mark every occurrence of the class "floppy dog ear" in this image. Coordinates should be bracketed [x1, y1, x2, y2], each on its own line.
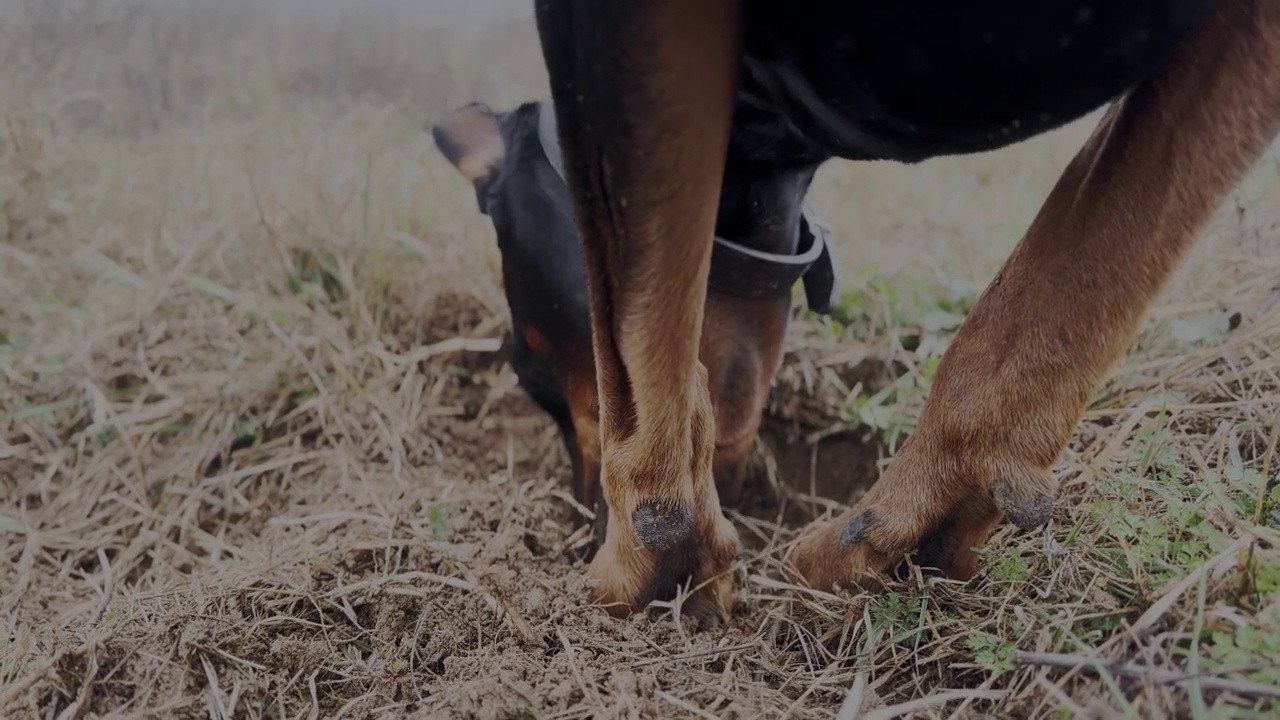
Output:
[430, 102, 505, 185]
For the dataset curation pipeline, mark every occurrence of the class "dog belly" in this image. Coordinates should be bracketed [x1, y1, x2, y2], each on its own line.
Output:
[738, 0, 1217, 163]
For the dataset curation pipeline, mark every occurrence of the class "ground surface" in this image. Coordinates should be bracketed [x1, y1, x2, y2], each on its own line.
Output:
[2, 1, 1280, 718]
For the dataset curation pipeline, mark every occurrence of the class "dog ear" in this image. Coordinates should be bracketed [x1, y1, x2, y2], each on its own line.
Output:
[430, 102, 505, 185]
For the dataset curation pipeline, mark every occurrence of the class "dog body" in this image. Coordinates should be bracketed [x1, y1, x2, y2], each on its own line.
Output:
[520, 0, 1280, 622]
[438, 0, 1280, 622]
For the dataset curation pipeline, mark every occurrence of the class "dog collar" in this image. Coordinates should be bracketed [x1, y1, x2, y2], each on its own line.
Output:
[537, 100, 839, 314]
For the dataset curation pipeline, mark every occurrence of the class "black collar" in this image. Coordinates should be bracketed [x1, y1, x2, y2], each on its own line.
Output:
[536, 101, 839, 314]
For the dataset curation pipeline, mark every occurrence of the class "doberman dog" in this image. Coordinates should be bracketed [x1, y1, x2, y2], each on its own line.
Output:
[525, 0, 1280, 624]
[431, 99, 840, 537]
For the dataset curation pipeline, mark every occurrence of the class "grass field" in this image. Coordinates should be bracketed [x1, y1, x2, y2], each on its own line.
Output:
[2, 1, 1280, 717]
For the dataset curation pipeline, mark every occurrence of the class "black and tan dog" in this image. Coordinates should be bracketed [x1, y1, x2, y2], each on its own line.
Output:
[444, 0, 1280, 625]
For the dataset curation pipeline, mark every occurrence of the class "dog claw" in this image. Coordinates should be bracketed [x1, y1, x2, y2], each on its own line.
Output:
[689, 599, 728, 631]
[632, 503, 694, 551]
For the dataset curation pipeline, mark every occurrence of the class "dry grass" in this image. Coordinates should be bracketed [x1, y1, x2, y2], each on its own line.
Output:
[2, 1, 1280, 718]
